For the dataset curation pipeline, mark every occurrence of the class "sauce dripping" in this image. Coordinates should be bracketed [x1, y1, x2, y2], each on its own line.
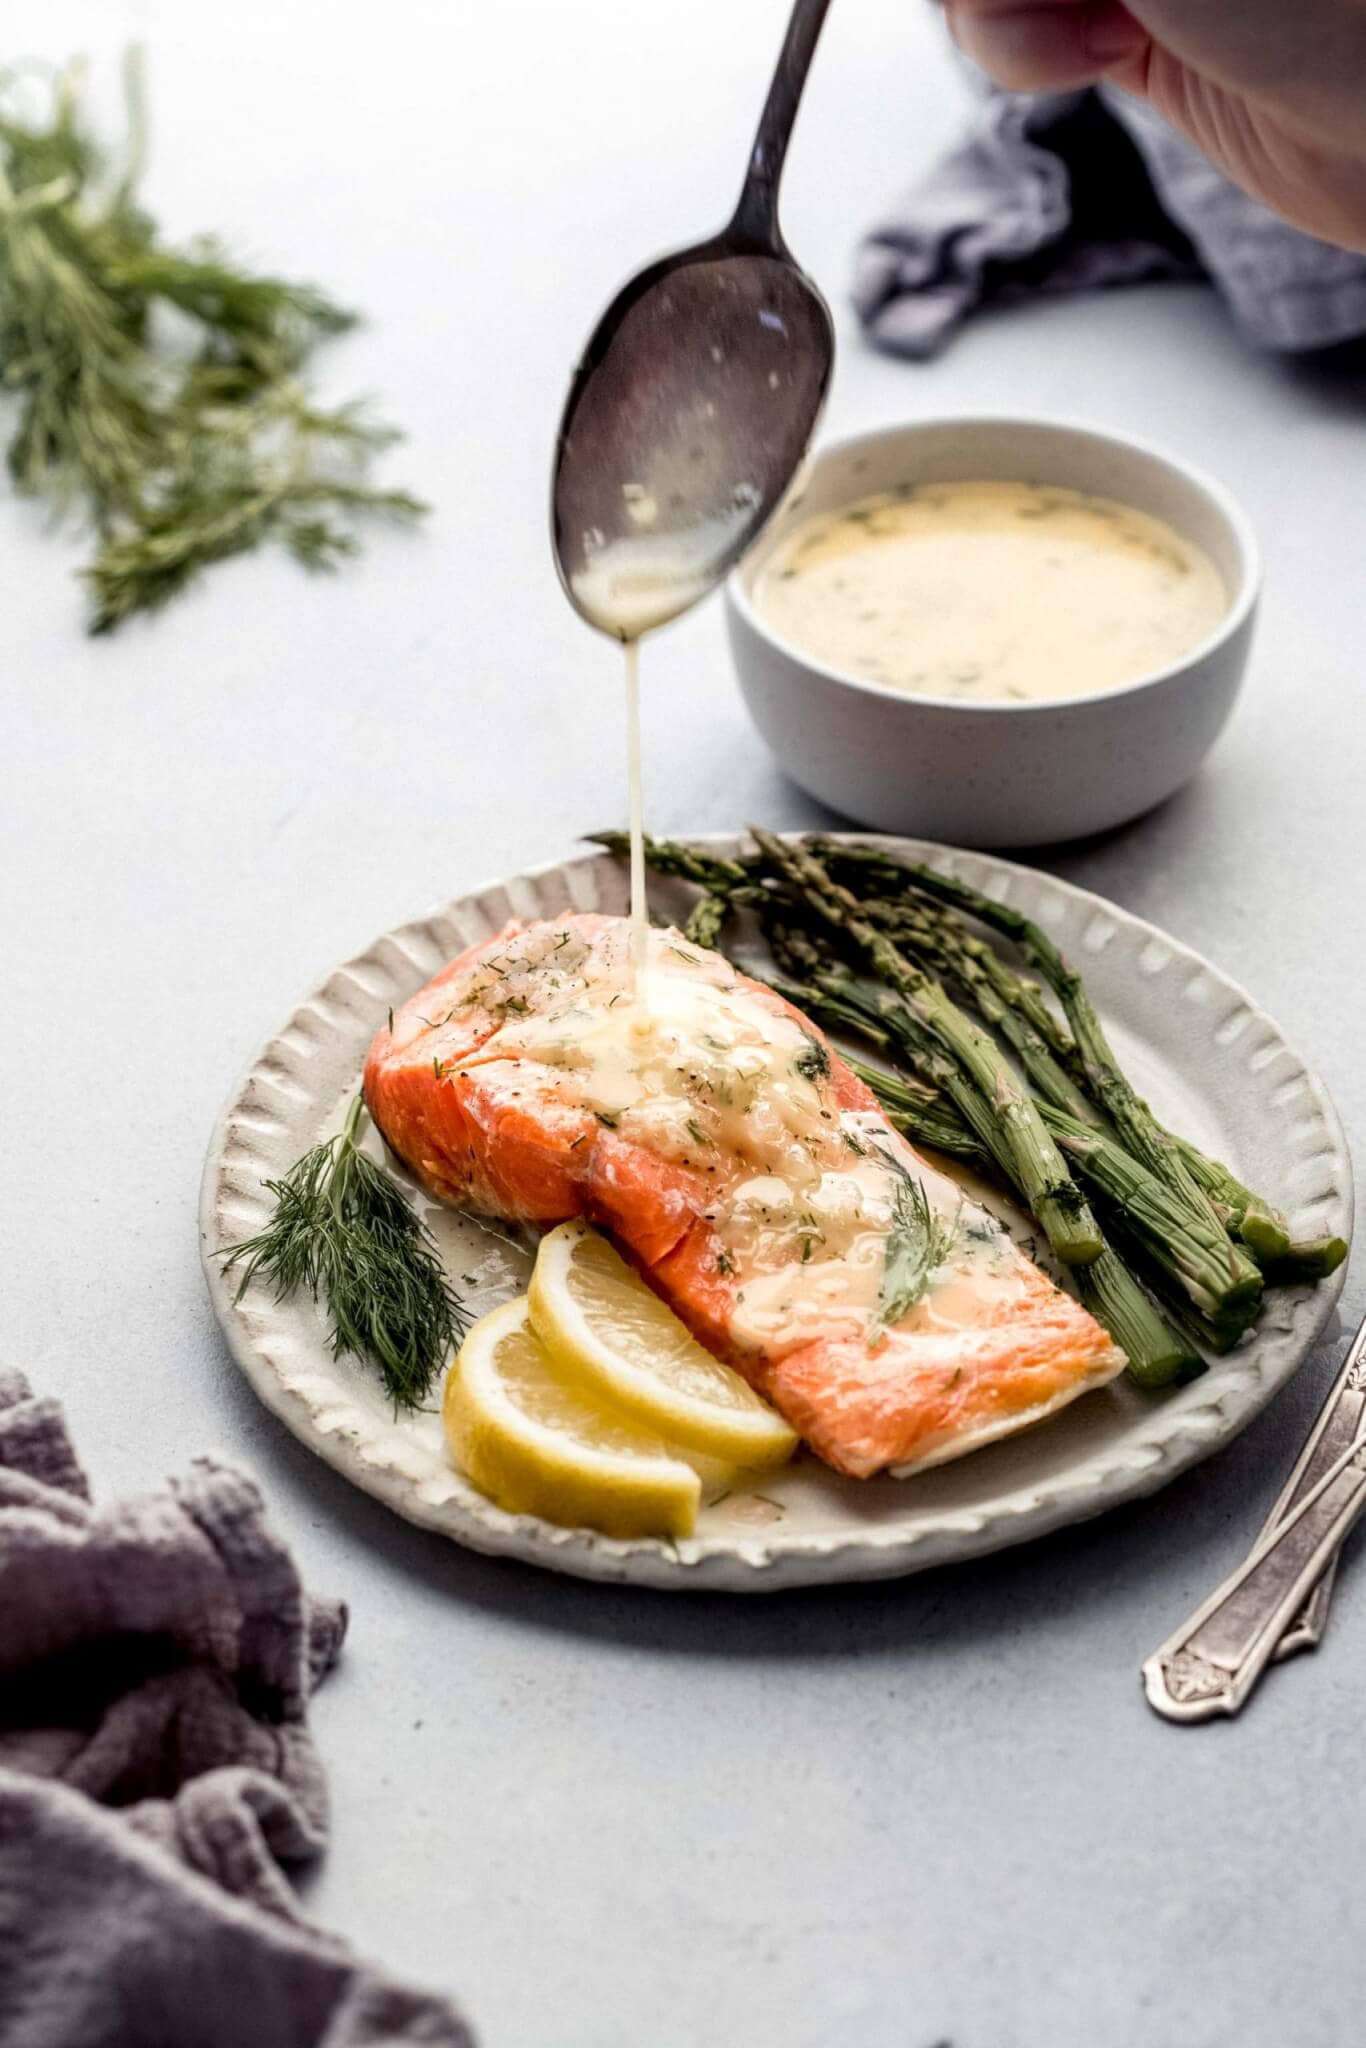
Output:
[623, 636, 648, 981]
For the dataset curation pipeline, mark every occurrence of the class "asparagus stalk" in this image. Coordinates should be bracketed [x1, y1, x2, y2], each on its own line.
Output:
[586, 829, 749, 893]
[864, 899, 1099, 1124]
[816, 842, 1317, 1272]
[1038, 1104, 1264, 1321]
[1074, 1254, 1203, 1387]
[905, 885, 1297, 1260]
[825, 842, 1265, 1298]
[1167, 1135, 1292, 1262]
[750, 830, 1105, 1267]
[766, 923, 1031, 1186]
[832, 1001, 1197, 1385]
[839, 1050, 994, 1166]
[683, 890, 732, 949]
[1259, 1235, 1350, 1283]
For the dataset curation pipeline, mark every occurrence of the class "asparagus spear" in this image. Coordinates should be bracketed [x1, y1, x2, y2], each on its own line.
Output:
[829, 999, 1198, 1385]
[1038, 1104, 1264, 1321]
[814, 842, 1312, 1270]
[765, 924, 1029, 1186]
[821, 842, 1266, 1297]
[586, 829, 749, 893]
[839, 1049, 994, 1166]
[863, 899, 1099, 1124]
[750, 830, 1105, 1267]
[1167, 1135, 1292, 1262]
[683, 890, 732, 949]
[1073, 1253, 1203, 1388]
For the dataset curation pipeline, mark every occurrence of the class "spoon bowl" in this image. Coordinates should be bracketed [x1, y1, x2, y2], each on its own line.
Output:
[551, 0, 834, 640]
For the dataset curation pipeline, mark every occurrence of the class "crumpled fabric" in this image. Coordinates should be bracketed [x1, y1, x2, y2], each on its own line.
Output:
[0, 1368, 474, 2048]
[854, 77, 1366, 358]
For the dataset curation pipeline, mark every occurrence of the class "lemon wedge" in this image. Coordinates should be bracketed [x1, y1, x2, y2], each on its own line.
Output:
[528, 1220, 798, 1468]
[445, 1296, 702, 1539]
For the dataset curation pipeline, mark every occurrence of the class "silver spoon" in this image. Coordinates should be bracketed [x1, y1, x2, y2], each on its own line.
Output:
[551, 0, 835, 642]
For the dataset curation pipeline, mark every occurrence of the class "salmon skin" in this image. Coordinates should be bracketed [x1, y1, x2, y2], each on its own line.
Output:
[364, 913, 1124, 1478]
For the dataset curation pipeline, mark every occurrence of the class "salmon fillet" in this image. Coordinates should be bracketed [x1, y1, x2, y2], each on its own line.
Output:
[364, 912, 1123, 1478]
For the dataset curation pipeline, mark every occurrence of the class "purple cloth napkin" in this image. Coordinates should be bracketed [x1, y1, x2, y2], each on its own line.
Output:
[855, 78, 1366, 358]
[0, 1368, 473, 2048]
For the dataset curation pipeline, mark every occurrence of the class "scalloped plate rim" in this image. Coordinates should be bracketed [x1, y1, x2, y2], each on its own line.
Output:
[199, 834, 1353, 1593]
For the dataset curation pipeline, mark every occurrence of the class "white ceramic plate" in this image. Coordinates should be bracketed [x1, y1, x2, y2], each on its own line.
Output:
[200, 837, 1352, 1592]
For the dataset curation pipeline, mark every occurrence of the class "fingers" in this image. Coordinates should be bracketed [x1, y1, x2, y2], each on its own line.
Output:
[945, 0, 1150, 92]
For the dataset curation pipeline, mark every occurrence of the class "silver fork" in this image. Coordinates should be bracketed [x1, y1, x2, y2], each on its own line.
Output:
[1143, 1308, 1366, 1722]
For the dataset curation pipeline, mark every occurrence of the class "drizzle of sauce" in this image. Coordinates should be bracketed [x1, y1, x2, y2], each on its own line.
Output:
[755, 480, 1229, 704]
[570, 452, 763, 1002]
[622, 638, 648, 980]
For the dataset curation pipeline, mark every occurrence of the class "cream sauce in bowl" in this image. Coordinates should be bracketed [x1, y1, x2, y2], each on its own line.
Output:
[753, 480, 1229, 704]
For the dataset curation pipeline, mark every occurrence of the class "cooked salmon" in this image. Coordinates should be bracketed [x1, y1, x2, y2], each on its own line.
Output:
[363, 913, 1123, 1477]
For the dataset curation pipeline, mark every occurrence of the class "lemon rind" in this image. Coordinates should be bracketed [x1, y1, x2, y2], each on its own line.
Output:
[445, 1298, 701, 1540]
[528, 1223, 798, 1468]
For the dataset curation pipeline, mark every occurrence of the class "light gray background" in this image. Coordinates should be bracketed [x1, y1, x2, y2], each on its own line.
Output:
[5, 4, 1364, 2044]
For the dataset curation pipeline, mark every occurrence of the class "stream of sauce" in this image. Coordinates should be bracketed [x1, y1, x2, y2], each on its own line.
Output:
[755, 481, 1229, 703]
[623, 638, 648, 978]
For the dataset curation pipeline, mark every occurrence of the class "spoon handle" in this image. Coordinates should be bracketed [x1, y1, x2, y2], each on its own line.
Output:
[731, 0, 833, 248]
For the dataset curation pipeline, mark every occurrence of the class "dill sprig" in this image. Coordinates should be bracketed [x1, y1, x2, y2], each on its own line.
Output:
[879, 1169, 960, 1329]
[221, 1095, 467, 1410]
[0, 52, 425, 630]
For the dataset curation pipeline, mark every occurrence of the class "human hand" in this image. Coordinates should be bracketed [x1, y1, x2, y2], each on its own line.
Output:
[943, 0, 1366, 250]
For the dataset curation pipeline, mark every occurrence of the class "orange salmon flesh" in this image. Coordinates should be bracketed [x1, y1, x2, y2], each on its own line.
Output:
[364, 913, 1124, 1478]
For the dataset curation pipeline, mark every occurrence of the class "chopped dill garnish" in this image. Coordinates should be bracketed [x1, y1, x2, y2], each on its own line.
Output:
[594, 1109, 620, 1129]
[220, 1094, 467, 1410]
[387, 1008, 394, 1033]
[685, 1118, 711, 1148]
[716, 1247, 736, 1277]
[878, 1173, 960, 1329]
[431, 1056, 444, 1079]
[842, 1130, 867, 1156]
[792, 1034, 830, 1085]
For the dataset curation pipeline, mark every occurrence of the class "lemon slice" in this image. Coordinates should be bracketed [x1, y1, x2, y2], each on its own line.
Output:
[528, 1220, 798, 1468]
[445, 1296, 701, 1539]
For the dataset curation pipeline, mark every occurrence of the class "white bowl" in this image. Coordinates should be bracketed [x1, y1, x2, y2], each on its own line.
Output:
[725, 416, 1260, 847]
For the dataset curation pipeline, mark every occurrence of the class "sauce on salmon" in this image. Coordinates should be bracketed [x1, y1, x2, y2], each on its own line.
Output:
[365, 914, 1124, 1477]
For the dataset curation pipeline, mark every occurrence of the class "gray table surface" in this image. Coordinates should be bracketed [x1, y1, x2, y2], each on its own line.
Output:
[6, 3, 1365, 2044]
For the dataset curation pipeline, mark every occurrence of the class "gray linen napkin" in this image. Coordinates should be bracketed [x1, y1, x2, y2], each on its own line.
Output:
[0, 1367, 473, 2048]
[855, 80, 1366, 358]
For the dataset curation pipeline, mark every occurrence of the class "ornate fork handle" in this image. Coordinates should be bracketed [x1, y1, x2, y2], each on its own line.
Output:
[1262, 1322, 1366, 1658]
[1143, 1310, 1366, 1723]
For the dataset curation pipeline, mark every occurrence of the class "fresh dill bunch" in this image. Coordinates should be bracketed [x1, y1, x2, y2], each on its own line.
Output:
[221, 1095, 467, 1410]
[0, 51, 425, 629]
[878, 1168, 960, 1329]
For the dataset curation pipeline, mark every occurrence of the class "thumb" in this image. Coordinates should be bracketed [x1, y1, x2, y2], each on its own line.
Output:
[945, 0, 1150, 93]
